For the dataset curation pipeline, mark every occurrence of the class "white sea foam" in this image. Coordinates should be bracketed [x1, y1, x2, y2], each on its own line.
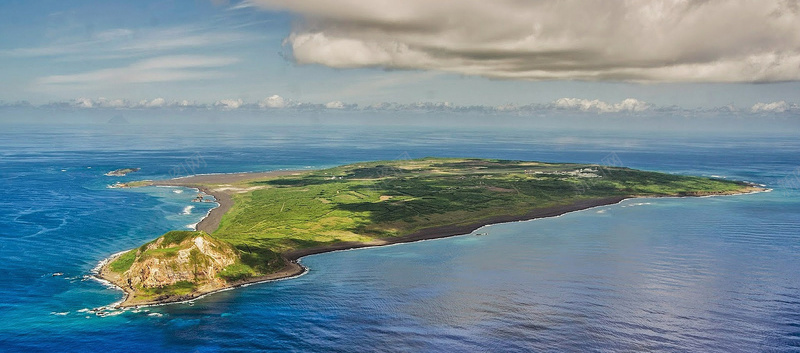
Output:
[97, 310, 124, 317]
[186, 206, 216, 231]
[173, 189, 183, 194]
[182, 205, 194, 215]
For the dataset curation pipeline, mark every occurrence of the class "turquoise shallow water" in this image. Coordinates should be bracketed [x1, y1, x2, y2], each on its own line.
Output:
[0, 122, 799, 352]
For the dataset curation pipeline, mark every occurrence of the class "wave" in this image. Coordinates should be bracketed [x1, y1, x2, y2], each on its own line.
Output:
[182, 205, 194, 215]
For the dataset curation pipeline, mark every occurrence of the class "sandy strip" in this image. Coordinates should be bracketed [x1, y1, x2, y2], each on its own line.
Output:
[155, 170, 302, 185]
[152, 170, 304, 233]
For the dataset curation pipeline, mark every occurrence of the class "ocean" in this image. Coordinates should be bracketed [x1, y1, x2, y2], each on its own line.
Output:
[0, 118, 799, 352]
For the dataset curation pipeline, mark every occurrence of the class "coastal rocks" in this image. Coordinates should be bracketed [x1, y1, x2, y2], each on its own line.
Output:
[191, 193, 214, 202]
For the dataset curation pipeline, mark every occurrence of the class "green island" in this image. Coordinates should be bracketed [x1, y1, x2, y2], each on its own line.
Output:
[98, 158, 763, 307]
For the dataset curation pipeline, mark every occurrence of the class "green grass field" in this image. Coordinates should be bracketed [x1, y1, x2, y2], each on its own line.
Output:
[204, 157, 751, 277]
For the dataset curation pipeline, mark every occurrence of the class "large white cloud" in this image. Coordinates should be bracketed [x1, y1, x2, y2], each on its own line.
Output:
[250, 0, 800, 82]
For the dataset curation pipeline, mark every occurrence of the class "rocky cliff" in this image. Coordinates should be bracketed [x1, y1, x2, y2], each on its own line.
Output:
[101, 230, 244, 306]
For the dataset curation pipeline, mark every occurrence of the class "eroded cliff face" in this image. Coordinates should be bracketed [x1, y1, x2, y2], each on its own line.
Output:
[104, 231, 242, 305]
[127, 235, 236, 289]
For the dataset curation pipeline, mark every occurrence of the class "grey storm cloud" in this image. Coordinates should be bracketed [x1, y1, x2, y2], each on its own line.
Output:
[248, 0, 800, 82]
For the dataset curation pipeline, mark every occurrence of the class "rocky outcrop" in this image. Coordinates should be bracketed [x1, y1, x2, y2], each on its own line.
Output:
[103, 231, 241, 305]
[128, 235, 235, 289]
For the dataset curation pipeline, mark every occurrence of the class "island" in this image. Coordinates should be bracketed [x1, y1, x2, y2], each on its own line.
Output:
[97, 158, 764, 307]
[105, 168, 140, 177]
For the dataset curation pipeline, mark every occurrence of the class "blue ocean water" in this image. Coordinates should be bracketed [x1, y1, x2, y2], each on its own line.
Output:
[1, 121, 799, 352]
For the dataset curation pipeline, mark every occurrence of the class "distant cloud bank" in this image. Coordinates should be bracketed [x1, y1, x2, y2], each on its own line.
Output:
[552, 98, 652, 113]
[248, 0, 800, 83]
[4, 96, 797, 116]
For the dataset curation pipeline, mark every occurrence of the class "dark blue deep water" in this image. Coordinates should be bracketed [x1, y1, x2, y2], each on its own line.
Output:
[1, 120, 799, 352]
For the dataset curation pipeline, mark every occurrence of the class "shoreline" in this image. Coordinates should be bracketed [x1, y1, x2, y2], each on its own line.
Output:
[97, 196, 631, 308]
[151, 170, 304, 233]
[283, 196, 630, 261]
[97, 170, 767, 308]
[97, 170, 307, 307]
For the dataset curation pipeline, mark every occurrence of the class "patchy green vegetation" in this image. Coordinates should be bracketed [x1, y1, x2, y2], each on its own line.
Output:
[104, 230, 243, 304]
[217, 262, 257, 282]
[161, 230, 197, 246]
[109, 233, 203, 274]
[136, 281, 196, 300]
[209, 157, 753, 275]
[108, 249, 136, 273]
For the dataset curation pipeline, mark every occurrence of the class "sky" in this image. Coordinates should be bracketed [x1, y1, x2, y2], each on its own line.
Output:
[1, 0, 799, 113]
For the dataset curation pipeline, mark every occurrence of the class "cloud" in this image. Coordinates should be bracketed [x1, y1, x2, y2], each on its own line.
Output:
[74, 98, 95, 108]
[259, 95, 287, 108]
[140, 98, 166, 108]
[98, 98, 129, 108]
[72, 97, 129, 108]
[115, 28, 251, 54]
[36, 55, 238, 87]
[751, 101, 798, 113]
[326, 100, 359, 109]
[251, 0, 800, 82]
[215, 98, 244, 109]
[21, 96, 795, 116]
[552, 98, 652, 113]
[175, 100, 193, 107]
[325, 100, 345, 109]
[228, 1, 257, 11]
[3, 25, 252, 59]
[68, 97, 180, 109]
[61, 96, 651, 113]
